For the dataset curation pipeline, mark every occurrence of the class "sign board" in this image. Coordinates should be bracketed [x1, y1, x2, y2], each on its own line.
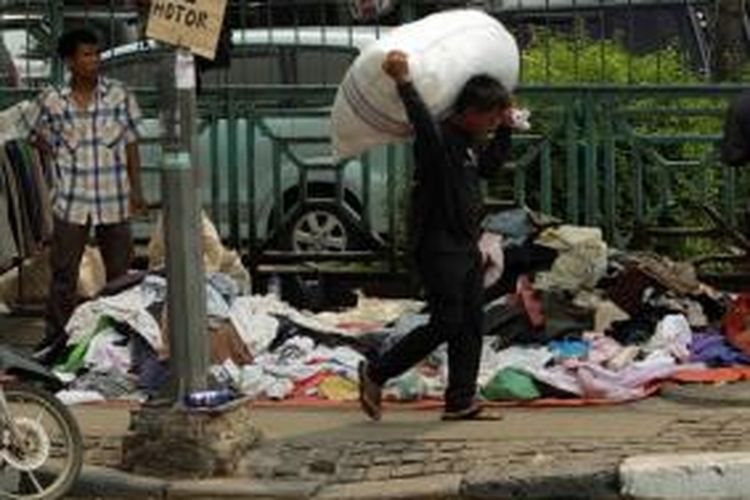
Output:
[146, 0, 228, 60]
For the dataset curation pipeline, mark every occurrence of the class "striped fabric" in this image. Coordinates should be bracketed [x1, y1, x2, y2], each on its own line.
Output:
[22, 78, 142, 225]
[341, 73, 412, 138]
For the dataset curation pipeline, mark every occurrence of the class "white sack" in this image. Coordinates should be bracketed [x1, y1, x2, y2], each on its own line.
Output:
[331, 9, 519, 160]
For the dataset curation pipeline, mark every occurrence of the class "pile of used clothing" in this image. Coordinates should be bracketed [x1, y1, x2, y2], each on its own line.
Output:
[52, 207, 750, 406]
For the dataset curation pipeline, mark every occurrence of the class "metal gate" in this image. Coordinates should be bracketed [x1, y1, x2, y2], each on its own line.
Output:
[1, 0, 747, 274]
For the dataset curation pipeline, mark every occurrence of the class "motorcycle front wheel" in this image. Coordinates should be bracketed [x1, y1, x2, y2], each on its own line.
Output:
[0, 383, 83, 500]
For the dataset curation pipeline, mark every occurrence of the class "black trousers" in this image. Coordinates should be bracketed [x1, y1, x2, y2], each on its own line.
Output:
[369, 248, 484, 411]
[45, 217, 133, 342]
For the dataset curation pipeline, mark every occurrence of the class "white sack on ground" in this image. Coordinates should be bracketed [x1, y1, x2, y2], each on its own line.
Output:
[331, 9, 519, 159]
[0, 246, 106, 305]
[148, 210, 251, 289]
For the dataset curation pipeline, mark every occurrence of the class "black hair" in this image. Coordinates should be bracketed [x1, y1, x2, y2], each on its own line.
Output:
[453, 75, 511, 114]
[57, 28, 99, 59]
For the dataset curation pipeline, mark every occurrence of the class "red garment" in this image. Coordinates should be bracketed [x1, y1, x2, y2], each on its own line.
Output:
[509, 275, 545, 328]
[722, 294, 750, 357]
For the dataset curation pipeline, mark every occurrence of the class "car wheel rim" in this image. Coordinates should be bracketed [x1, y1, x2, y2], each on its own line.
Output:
[292, 210, 348, 252]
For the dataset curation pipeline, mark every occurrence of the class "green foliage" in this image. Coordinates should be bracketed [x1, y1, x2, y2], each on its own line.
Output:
[520, 28, 698, 85]
[498, 27, 742, 260]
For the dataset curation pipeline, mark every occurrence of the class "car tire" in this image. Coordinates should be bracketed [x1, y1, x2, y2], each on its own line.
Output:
[281, 206, 357, 253]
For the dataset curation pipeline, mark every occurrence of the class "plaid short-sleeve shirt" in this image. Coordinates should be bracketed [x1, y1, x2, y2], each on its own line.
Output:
[24, 78, 142, 226]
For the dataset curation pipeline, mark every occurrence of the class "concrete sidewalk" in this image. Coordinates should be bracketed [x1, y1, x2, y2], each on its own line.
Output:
[66, 395, 750, 499]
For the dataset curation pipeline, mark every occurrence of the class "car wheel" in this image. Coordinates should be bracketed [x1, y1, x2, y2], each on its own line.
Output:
[288, 208, 350, 252]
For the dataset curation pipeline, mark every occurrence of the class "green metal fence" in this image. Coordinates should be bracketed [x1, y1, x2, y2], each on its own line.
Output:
[1, 0, 747, 273]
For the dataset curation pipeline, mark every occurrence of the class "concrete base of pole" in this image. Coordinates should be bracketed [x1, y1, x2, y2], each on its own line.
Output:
[122, 400, 262, 479]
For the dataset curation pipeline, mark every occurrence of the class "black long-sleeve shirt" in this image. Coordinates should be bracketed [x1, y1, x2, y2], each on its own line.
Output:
[397, 81, 511, 252]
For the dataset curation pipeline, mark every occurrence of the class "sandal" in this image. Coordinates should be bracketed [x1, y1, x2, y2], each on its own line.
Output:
[358, 361, 382, 421]
[442, 402, 503, 421]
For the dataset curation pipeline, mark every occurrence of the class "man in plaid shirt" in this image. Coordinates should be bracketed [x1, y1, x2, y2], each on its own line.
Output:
[24, 28, 145, 364]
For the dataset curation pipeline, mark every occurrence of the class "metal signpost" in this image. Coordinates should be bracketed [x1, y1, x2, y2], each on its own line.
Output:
[146, 0, 228, 404]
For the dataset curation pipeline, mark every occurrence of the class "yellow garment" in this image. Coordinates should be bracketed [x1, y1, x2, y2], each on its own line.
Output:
[314, 292, 424, 327]
[319, 375, 359, 401]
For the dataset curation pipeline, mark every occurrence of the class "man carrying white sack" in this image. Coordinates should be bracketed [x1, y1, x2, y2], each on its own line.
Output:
[358, 50, 515, 421]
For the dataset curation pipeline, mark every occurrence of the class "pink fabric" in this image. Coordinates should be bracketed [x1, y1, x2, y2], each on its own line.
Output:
[479, 232, 505, 288]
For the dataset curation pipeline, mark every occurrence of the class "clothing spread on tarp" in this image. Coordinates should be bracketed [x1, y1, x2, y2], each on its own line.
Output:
[46, 215, 744, 407]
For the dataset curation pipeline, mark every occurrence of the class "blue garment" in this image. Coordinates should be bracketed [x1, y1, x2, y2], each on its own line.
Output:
[549, 338, 590, 359]
[690, 331, 750, 367]
[481, 208, 536, 248]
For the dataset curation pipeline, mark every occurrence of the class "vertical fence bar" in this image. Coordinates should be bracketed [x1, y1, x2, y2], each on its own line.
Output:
[514, 155, 527, 207]
[566, 102, 580, 223]
[361, 152, 372, 231]
[598, 0, 606, 82]
[627, 0, 634, 83]
[632, 138, 645, 227]
[109, 0, 116, 50]
[320, 0, 329, 83]
[541, 140, 552, 215]
[584, 93, 598, 225]
[246, 110, 257, 252]
[572, 0, 580, 81]
[545, 0, 551, 84]
[335, 159, 345, 208]
[603, 101, 617, 240]
[387, 144, 397, 271]
[210, 113, 221, 225]
[700, 148, 709, 203]
[655, 0, 662, 83]
[299, 155, 309, 206]
[240, 0, 248, 35]
[24, 0, 31, 89]
[228, 103, 240, 248]
[401, 0, 417, 22]
[50, 0, 64, 85]
[723, 164, 736, 226]
[273, 139, 283, 231]
[656, 152, 672, 215]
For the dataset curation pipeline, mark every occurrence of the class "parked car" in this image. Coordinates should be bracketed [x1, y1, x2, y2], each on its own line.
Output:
[100, 26, 406, 254]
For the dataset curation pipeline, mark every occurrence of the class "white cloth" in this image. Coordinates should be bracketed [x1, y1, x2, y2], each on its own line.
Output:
[229, 294, 351, 336]
[240, 334, 367, 401]
[66, 285, 162, 351]
[83, 329, 131, 376]
[55, 390, 106, 406]
[0, 100, 36, 144]
[239, 365, 295, 400]
[229, 305, 280, 357]
[478, 343, 553, 387]
[644, 314, 692, 362]
[534, 238, 608, 291]
[479, 232, 505, 288]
